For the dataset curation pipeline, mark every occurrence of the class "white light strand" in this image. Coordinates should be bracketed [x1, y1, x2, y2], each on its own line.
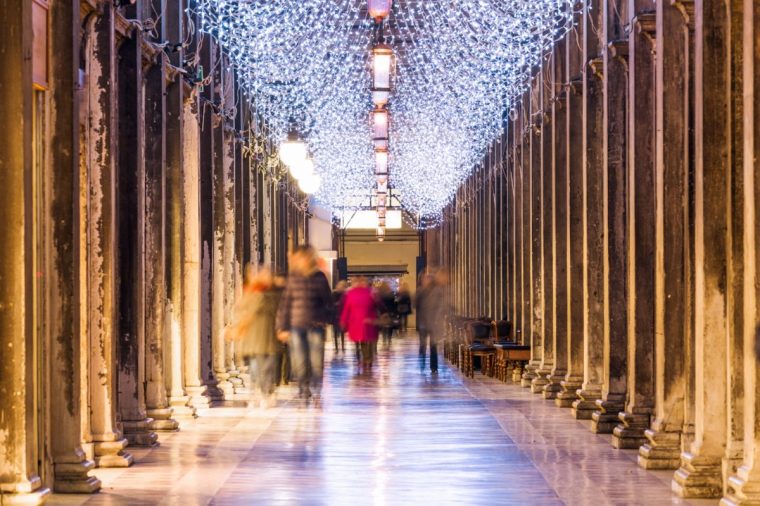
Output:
[196, 0, 575, 227]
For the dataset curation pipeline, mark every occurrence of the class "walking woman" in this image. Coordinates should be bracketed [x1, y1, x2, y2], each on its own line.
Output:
[231, 266, 283, 408]
[276, 246, 334, 403]
[332, 280, 348, 353]
[340, 276, 379, 371]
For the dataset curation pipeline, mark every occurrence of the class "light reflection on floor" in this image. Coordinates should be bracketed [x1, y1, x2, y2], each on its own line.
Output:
[48, 335, 715, 506]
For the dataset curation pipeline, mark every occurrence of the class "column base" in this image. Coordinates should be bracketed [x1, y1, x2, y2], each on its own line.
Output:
[612, 412, 650, 449]
[168, 395, 197, 418]
[54, 458, 101, 494]
[511, 363, 524, 383]
[591, 398, 625, 434]
[123, 418, 159, 447]
[185, 385, 211, 410]
[520, 362, 538, 388]
[555, 377, 582, 408]
[216, 372, 236, 400]
[530, 367, 551, 394]
[542, 372, 565, 400]
[93, 439, 133, 468]
[722, 465, 760, 505]
[0, 489, 50, 505]
[147, 408, 179, 432]
[571, 388, 601, 420]
[672, 453, 723, 498]
[638, 429, 682, 470]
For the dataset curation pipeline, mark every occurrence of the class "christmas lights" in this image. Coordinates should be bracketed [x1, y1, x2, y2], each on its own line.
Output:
[196, 0, 574, 225]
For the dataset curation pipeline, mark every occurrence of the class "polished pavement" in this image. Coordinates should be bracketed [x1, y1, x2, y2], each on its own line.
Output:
[50, 336, 715, 505]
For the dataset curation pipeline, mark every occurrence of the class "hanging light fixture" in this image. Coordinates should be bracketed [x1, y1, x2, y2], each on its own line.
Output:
[372, 107, 389, 143]
[368, 0, 391, 22]
[299, 173, 322, 194]
[376, 226, 386, 242]
[371, 44, 393, 107]
[279, 128, 307, 168]
[375, 148, 388, 175]
[376, 173, 388, 186]
[290, 156, 314, 180]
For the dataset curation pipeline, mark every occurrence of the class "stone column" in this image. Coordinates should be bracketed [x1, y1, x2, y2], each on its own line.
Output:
[143, 59, 180, 426]
[638, 0, 691, 469]
[672, 0, 731, 497]
[48, 0, 101, 493]
[540, 59, 557, 398]
[211, 61, 234, 400]
[531, 80, 550, 394]
[573, 0, 605, 420]
[722, 1, 760, 502]
[558, 19, 585, 407]
[116, 30, 158, 447]
[86, 5, 133, 468]
[521, 100, 539, 386]
[0, 1, 50, 501]
[591, 7, 629, 433]
[547, 42, 569, 400]
[182, 89, 210, 410]
[611, 11, 657, 450]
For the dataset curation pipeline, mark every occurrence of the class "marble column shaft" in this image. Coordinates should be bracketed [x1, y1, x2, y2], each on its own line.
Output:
[673, 0, 731, 497]
[48, 0, 101, 493]
[85, 5, 133, 469]
[0, 1, 49, 501]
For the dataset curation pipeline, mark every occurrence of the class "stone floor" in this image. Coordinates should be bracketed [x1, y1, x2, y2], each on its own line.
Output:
[49, 336, 717, 506]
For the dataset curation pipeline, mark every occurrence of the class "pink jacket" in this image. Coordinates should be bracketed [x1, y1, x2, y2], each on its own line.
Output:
[340, 286, 379, 343]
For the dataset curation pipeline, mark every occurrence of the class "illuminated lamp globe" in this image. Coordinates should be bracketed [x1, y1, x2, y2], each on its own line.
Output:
[290, 157, 314, 180]
[298, 173, 321, 195]
[371, 45, 393, 106]
[372, 108, 389, 142]
[279, 130, 307, 167]
[368, 0, 391, 22]
[375, 148, 389, 175]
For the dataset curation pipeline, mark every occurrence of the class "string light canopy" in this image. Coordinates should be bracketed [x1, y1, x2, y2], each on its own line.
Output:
[196, 0, 575, 226]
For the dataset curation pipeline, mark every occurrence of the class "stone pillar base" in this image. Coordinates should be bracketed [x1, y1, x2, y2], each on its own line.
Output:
[612, 412, 650, 449]
[571, 388, 601, 420]
[123, 418, 159, 447]
[511, 363, 523, 383]
[93, 439, 133, 468]
[521, 366, 539, 388]
[722, 465, 760, 505]
[0, 488, 50, 505]
[147, 408, 179, 432]
[542, 372, 565, 400]
[530, 367, 551, 394]
[216, 372, 236, 400]
[555, 377, 582, 408]
[638, 429, 682, 470]
[54, 459, 101, 494]
[672, 453, 723, 498]
[185, 385, 211, 410]
[591, 398, 625, 434]
[169, 395, 197, 418]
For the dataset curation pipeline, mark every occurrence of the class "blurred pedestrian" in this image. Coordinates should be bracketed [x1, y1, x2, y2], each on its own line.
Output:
[340, 276, 379, 371]
[276, 246, 334, 403]
[416, 271, 448, 374]
[230, 265, 283, 408]
[376, 282, 397, 347]
[332, 280, 348, 353]
[396, 282, 412, 333]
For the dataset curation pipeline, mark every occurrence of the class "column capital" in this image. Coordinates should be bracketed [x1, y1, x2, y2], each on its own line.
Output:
[633, 12, 657, 50]
[607, 39, 629, 71]
[670, 0, 695, 29]
[588, 57, 604, 80]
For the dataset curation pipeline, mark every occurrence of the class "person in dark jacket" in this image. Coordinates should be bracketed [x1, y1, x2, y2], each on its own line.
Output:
[416, 271, 448, 373]
[396, 282, 412, 333]
[276, 246, 333, 403]
[332, 281, 348, 353]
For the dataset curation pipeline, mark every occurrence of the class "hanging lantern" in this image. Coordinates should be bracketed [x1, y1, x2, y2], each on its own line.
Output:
[372, 107, 389, 142]
[378, 216, 386, 228]
[376, 226, 386, 242]
[376, 173, 388, 186]
[374, 138, 388, 151]
[279, 129, 307, 167]
[298, 173, 321, 194]
[290, 156, 314, 180]
[376, 191, 387, 207]
[377, 180, 388, 194]
[368, 0, 391, 22]
[377, 206, 387, 219]
[375, 148, 388, 175]
[371, 45, 393, 106]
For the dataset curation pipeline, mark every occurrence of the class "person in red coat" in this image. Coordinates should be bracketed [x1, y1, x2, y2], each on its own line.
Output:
[340, 276, 379, 370]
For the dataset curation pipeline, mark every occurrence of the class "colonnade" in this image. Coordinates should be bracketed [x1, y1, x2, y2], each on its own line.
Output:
[0, 0, 307, 502]
[428, 0, 760, 501]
